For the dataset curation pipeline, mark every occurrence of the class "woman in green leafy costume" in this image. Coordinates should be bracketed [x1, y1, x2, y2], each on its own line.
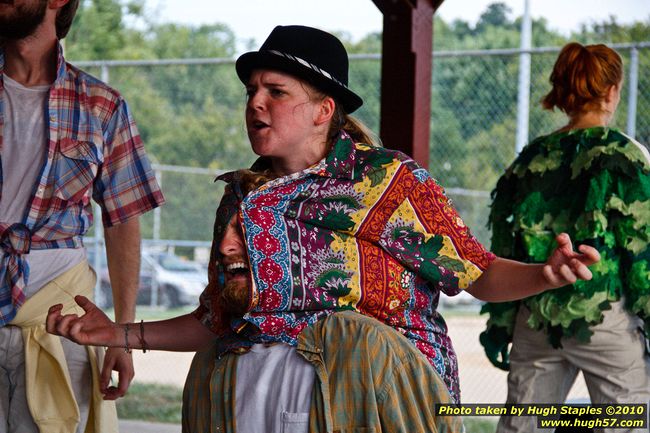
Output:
[481, 42, 650, 433]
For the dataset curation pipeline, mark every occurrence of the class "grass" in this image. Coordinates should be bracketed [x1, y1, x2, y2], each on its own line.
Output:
[116, 382, 183, 424]
[117, 384, 500, 431]
[105, 305, 195, 322]
[464, 417, 498, 433]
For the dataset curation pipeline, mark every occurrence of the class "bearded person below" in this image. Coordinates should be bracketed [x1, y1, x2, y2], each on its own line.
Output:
[0, 1, 164, 432]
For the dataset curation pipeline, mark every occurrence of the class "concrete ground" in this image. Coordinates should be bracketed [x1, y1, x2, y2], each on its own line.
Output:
[119, 420, 180, 433]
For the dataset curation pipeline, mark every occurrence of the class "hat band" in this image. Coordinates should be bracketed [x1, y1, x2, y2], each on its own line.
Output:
[267, 49, 349, 90]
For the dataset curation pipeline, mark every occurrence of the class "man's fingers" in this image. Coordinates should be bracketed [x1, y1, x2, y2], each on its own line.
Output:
[102, 378, 131, 400]
[68, 319, 88, 343]
[100, 365, 113, 393]
[55, 313, 79, 337]
[101, 386, 121, 400]
[116, 376, 131, 399]
[45, 304, 64, 334]
[74, 295, 97, 312]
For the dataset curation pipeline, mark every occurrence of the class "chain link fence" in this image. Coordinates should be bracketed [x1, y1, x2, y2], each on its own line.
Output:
[76, 41, 650, 408]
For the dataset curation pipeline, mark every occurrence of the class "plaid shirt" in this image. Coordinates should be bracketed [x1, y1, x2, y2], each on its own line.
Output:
[183, 311, 464, 432]
[0, 44, 165, 325]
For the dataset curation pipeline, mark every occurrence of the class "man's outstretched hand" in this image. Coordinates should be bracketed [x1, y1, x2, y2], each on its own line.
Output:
[47, 295, 133, 399]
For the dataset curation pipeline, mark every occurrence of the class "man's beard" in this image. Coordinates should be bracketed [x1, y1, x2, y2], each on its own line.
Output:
[221, 279, 250, 317]
[0, 1, 48, 41]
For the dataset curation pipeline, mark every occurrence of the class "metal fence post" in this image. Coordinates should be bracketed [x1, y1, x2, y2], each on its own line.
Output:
[151, 170, 162, 307]
[627, 47, 639, 138]
[515, 0, 532, 155]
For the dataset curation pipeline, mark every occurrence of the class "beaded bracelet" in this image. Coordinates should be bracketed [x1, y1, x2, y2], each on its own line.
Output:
[137, 320, 148, 353]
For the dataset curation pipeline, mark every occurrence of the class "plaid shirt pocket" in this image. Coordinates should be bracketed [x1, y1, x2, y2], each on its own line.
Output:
[52, 137, 102, 206]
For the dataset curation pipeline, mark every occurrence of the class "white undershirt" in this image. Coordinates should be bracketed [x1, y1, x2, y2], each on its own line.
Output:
[235, 343, 314, 433]
[0, 73, 86, 297]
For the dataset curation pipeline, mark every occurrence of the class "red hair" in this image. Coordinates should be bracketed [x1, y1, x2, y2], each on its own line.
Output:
[542, 42, 623, 115]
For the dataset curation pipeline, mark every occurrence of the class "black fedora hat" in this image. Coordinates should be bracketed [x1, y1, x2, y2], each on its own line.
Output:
[236, 25, 363, 113]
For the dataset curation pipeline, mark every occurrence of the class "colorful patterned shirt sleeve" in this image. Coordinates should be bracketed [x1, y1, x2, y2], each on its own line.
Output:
[369, 158, 495, 295]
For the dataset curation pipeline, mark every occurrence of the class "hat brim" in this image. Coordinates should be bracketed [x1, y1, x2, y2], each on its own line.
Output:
[236, 51, 363, 114]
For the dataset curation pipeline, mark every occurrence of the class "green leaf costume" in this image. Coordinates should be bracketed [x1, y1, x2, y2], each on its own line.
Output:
[480, 127, 650, 370]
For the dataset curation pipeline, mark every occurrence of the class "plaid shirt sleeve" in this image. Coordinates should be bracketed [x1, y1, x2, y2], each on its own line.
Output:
[92, 95, 165, 226]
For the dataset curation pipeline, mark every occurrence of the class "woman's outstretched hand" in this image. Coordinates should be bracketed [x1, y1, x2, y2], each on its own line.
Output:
[46, 295, 118, 348]
[543, 233, 601, 287]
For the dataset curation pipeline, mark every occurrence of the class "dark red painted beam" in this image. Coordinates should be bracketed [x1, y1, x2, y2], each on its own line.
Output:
[371, 0, 443, 169]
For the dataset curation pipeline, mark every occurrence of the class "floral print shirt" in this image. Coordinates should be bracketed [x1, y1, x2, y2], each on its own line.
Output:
[195, 132, 495, 402]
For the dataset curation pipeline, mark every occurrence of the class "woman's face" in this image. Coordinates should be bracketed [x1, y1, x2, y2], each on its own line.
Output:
[245, 69, 330, 174]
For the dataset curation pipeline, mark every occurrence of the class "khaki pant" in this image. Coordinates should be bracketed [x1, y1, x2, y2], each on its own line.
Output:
[498, 302, 650, 433]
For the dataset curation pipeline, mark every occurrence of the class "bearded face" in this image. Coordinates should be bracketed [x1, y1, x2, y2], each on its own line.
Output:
[0, 0, 48, 41]
[219, 215, 252, 316]
[221, 276, 251, 317]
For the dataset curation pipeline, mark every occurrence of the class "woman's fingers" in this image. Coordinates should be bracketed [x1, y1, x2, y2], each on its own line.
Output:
[577, 244, 601, 265]
[555, 232, 573, 251]
[542, 264, 562, 286]
[558, 264, 577, 284]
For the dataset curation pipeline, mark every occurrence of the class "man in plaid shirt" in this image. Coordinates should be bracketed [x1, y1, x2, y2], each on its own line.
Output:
[0, 1, 164, 432]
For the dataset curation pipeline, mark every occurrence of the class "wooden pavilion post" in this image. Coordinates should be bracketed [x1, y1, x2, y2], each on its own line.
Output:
[371, 0, 443, 169]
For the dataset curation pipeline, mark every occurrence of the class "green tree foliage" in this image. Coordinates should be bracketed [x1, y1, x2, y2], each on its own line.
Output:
[66, 0, 149, 60]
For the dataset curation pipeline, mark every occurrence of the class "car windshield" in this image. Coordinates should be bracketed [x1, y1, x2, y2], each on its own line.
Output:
[156, 254, 200, 272]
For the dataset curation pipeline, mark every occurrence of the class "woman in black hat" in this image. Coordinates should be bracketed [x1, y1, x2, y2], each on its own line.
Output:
[47, 25, 600, 433]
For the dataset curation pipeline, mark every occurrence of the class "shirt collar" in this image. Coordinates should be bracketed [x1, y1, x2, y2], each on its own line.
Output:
[217, 130, 358, 184]
[322, 131, 357, 180]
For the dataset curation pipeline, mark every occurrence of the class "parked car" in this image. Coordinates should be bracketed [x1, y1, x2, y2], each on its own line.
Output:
[87, 248, 208, 309]
[143, 251, 208, 308]
[438, 290, 482, 310]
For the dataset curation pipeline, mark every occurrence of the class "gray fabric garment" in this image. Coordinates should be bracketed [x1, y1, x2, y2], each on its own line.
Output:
[0, 325, 91, 433]
[235, 343, 313, 433]
[499, 301, 650, 433]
